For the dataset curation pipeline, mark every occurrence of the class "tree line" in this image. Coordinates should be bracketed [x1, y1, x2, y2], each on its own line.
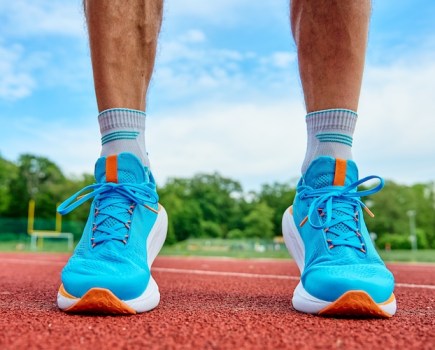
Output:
[0, 153, 434, 249]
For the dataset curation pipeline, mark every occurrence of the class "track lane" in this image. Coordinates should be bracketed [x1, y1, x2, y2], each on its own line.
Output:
[0, 253, 434, 350]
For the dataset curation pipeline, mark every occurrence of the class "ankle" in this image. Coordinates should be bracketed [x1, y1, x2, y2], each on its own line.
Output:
[98, 108, 150, 167]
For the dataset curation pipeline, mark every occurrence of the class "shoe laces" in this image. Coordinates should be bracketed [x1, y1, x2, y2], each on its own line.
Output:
[58, 182, 158, 247]
[298, 175, 384, 252]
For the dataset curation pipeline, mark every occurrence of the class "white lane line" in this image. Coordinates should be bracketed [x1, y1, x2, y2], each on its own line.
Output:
[153, 267, 299, 281]
[154, 267, 435, 290]
[396, 282, 435, 290]
[0, 258, 65, 266]
[2, 258, 435, 290]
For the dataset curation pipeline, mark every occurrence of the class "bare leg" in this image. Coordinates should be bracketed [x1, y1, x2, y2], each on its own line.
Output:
[291, 0, 371, 173]
[85, 0, 163, 112]
[57, 0, 168, 316]
[84, 0, 163, 166]
[291, 0, 370, 112]
[283, 1, 397, 319]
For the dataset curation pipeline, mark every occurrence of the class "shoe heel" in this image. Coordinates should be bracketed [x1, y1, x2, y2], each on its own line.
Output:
[147, 204, 168, 267]
[282, 206, 305, 273]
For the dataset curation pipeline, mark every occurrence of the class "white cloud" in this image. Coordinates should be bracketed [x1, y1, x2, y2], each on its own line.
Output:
[165, 0, 287, 26]
[147, 100, 306, 188]
[2, 53, 434, 190]
[0, 1, 433, 190]
[152, 30, 297, 106]
[179, 29, 206, 44]
[355, 56, 435, 183]
[0, 44, 36, 100]
[149, 52, 435, 188]
[0, 1, 84, 37]
[269, 52, 297, 69]
[0, 0, 89, 101]
[1, 115, 100, 176]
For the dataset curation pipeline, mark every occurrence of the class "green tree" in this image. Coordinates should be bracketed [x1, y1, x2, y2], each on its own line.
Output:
[367, 180, 435, 248]
[411, 183, 435, 248]
[0, 154, 18, 215]
[158, 180, 203, 242]
[257, 181, 297, 235]
[159, 173, 244, 241]
[201, 220, 223, 238]
[227, 228, 244, 239]
[366, 181, 414, 240]
[58, 173, 95, 238]
[189, 173, 243, 237]
[7, 154, 66, 219]
[243, 201, 274, 238]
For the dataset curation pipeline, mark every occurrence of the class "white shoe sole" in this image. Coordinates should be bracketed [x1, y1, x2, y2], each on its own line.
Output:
[282, 206, 396, 317]
[57, 205, 168, 314]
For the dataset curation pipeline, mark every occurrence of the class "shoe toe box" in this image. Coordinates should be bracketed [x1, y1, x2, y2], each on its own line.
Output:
[62, 257, 150, 300]
[302, 264, 395, 303]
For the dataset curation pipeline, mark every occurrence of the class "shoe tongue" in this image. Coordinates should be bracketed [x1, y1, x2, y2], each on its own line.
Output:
[95, 153, 149, 184]
[305, 157, 363, 256]
[304, 156, 358, 189]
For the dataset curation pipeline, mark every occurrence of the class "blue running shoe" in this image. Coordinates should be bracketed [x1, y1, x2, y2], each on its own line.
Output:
[57, 153, 168, 314]
[282, 157, 396, 317]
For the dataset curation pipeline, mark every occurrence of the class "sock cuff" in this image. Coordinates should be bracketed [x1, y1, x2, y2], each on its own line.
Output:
[306, 109, 357, 133]
[98, 108, 146, 133]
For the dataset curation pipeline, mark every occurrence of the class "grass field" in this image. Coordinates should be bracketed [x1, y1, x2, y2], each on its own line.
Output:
[1, 234, 434, 263]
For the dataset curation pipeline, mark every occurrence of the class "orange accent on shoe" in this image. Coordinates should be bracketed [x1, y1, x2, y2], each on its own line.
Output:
[58, 284, 77, 299]
[289, 206, 293, 215]
[106, 155, 118, 183]
[333, 158, 347, 186]
[379, 293, 396, 306]
[318, 291, 394, 318]
[65, 288, 136, 315]
[299, 216, 308, 227]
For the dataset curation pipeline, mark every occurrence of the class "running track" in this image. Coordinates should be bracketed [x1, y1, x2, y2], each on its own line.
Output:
[0, 253, 434, 350]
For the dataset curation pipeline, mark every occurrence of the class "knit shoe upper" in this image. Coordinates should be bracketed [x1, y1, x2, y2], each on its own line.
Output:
[59, 153, 160, 300]
[292, 156, 395, 303]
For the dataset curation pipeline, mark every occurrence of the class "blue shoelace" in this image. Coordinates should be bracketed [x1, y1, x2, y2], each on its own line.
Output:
[298, 175, 384, 252]
[58, 182, 158, 247]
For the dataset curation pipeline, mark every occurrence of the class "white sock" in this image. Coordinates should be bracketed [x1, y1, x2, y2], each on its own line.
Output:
[98, 108, 150, 167]
[301, 109, 357, 174]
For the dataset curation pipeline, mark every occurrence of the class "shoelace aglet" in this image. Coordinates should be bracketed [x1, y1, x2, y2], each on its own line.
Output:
[76, 191, 95, 202]
[144, 204, 159, 214]
[363, 205, 375, 218]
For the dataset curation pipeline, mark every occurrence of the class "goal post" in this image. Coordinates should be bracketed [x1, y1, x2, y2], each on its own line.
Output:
[27, 199, 73, 251]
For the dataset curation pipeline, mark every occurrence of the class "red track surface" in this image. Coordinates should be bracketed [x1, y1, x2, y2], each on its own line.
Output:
[0, 253, 434, 350]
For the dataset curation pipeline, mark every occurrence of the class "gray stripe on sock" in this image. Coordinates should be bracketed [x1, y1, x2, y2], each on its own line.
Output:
[98, 109, 146, 133]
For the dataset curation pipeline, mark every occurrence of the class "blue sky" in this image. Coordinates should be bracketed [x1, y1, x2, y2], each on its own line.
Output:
[0, 0, 434, 190]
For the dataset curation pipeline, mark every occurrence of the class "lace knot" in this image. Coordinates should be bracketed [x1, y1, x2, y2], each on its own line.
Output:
[58, 181, 158, 247]
[299, 175, 384, 251]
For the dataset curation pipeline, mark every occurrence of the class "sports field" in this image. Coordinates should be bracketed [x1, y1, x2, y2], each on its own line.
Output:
[0, 253, 434, 349]
[2, 236, 435, 262]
